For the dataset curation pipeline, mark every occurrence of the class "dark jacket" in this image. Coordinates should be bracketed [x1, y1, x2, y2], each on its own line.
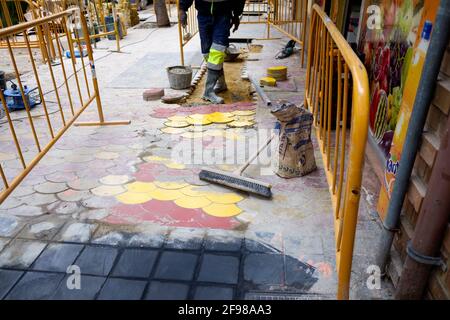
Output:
[180, 0, 246, 17]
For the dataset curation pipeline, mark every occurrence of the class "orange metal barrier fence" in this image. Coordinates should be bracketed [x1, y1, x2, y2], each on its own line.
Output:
[0, 0, 51, 60]
[37, 0, 122, 53]
[0, 5, 129, 205]
[268, 0, 307, 66]
[304, 4, 369, 299]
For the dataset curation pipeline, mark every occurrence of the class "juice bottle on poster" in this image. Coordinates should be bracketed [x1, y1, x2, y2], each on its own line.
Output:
[384, 21, 433, 196]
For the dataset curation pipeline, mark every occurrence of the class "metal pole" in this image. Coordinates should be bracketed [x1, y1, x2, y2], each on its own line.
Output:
[375, 0, 450, 273]
[78, 0, 105, 123]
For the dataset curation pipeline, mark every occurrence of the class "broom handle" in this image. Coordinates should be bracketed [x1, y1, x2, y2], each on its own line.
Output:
[235, 133, 276, 176]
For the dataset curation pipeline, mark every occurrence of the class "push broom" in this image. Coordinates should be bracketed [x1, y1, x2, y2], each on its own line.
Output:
[199, 133, 275, 198]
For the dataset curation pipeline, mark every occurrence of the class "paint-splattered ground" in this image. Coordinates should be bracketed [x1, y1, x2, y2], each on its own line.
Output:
[0, 19, 393, 299]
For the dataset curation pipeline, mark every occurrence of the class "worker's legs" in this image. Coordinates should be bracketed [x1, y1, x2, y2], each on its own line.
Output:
[197, 14, 214, 61]
[202, 14, 231, 104]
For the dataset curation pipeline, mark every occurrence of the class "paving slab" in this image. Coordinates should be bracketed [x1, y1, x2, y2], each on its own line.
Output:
[127, 230, 167, 248]
[0, 269, 24, 299]
[243, 253, 284, 287]
[5, 272, 65, 300]
[97, 278, 147, 300]
[0, 239, 47, 268]
[32, 243, 84, 272]
[0, 214, 21, 237]
[154, 251, 198, 281]
[112, 249, 158, 278]
[51, 275, 106, 300]
[194, 286, 234, 300]
[56, 222, 97, 243]
[165, 228, 205, 250]
[198, 254, 239, 285]
[92, 231, 126, 246]
[18, 216, 66, 241]
[144, 281, 190, 300]
[0, 238, 9, 252]
[74, 246, 119, 276]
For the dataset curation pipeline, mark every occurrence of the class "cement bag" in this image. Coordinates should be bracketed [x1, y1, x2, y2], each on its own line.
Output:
[271, 100, 317, 178]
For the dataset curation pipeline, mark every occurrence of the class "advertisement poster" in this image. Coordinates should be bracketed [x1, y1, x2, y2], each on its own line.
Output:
[357, 0, 440, 219]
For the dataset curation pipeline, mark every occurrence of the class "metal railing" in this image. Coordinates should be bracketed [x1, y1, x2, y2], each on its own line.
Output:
[38, 0, 122, 52]
[304, 4, 369, 299]
[176, 0, 307, 66]
[0, 0, 51, 60]
[0, 5, 130, 205]
[268, 0, 307, 66]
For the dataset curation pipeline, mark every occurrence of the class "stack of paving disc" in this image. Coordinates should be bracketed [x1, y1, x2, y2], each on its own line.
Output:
[267, 66, 288, 81]
[260, 77, 277, 87]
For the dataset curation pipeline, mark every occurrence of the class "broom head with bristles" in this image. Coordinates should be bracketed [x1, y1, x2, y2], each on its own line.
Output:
[199, 168, 272, 198]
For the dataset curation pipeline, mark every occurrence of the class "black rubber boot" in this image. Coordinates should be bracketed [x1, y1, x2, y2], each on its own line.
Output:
[202, 68, 224, 104]
[214, 69, 228, 93]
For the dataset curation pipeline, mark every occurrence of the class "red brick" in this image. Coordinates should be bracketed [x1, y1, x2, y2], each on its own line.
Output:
[419, 132, 440, 167]
[441, 49, 450, 77]
[433, 79, 450, 115]
[413, 155, 429, 184]
[406, 175, 427, 213]
[143, 88, 165, 101]
[436, 113, 449, 141]
[425, 104, 443, 132]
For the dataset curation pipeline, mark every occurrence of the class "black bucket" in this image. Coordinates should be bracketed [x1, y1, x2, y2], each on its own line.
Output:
[0, 71, 6, 91]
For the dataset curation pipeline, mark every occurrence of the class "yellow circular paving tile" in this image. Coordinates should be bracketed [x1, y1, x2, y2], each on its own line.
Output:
[227, 120, 255, 128]
[188, 114, 208, 120]
[205, 192, 244, 204]
[186, 116, 212, 126]
[174, 196, 212, 209]
[180, 186, 210, 197]
[148, 188, 184, 201]
[126, 181, 156, 193]
[165, 162, 186, 170]
[232, 110, 256, 116]
[91, 185, 126, 197]
[167, 115, 188, 122]
[154, 181, 189, 190]
[144, 155, 168, 162]
[164, 121, 191, 128]
[235, 115, 256, 122]
[207, 112, 235, 124]
[160, 127, 187, 134]
[116, 191, 153, 204]
[187, 126, 207, 133]
[203, 203, 243, 217]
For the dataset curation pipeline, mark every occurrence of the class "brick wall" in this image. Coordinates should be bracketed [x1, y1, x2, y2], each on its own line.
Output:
[389, 41, 450, 300]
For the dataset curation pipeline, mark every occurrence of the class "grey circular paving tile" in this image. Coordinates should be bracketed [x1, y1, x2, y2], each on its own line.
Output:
[47, 201, 81, 215]
[0, 197, 23, 210]
[22, 193, 58, 206]
[98, 175, 131, 186]
[7, 205, 47, 217]
[67, 178, 100, 191]
[34, 182, 68, 194]
[57, 189, 91, 202]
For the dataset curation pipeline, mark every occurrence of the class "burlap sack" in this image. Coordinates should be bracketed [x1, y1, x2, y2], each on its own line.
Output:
[271, 100, 317, 178]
